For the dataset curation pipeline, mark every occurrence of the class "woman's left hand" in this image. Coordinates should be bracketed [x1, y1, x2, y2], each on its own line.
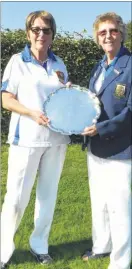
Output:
[81, 124, 98, 136]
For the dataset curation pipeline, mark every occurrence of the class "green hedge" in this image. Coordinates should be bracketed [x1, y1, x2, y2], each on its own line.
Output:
[1, 30, 103, 143]
[1, 27, 131, 143]
[1, 30, 103, 82]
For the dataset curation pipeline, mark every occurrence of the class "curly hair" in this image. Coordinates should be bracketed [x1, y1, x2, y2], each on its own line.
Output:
[93, 12, 127, 46]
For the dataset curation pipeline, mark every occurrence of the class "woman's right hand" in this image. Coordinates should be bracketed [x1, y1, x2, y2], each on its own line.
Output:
[2, 92, 49, 126]
[29, 110, 49, 125]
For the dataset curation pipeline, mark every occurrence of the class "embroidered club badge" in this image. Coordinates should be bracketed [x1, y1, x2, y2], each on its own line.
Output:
[114, 84, 126, 98]
[55, 71, 65, 84]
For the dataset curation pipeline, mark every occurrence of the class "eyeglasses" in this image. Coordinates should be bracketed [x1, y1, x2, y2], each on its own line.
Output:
[30, 27, 52, 35]
[98, 28, 119, 37]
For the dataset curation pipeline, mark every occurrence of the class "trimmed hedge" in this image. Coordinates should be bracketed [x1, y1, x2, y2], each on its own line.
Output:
[1, 27, 131, 143]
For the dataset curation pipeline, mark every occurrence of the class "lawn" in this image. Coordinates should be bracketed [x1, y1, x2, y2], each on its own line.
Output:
[1, 144, 113, 269]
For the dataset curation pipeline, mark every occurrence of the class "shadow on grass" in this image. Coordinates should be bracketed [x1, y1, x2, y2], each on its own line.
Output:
[11, 238, 92, 265]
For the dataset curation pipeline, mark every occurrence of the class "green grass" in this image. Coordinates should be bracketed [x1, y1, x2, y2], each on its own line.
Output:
[1, 144, 112, 269]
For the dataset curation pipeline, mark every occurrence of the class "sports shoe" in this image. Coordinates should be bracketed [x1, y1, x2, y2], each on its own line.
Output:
[30, 248, 53, 264]
[82, 250, 110, 261]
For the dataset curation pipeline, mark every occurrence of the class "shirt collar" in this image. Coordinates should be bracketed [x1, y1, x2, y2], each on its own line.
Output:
[101, 46, 124, 69]
[21, 44, 57, 62]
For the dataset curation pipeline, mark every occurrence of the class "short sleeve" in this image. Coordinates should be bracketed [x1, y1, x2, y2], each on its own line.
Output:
[1, 54, 21, 95]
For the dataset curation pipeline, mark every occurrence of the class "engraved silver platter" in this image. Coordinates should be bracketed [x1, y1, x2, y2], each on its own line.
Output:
[43, 85, 101, 135]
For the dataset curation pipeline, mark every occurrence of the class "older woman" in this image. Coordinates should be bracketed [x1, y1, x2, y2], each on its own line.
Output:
[1, 10, 71, 269]
[82, 12, 131, 269]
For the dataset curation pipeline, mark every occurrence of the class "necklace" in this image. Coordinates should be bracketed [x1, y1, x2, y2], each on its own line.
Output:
[38, 58, 48, 65]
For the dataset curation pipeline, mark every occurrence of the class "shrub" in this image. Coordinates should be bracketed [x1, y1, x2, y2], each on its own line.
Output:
[1, 27, 131, 143]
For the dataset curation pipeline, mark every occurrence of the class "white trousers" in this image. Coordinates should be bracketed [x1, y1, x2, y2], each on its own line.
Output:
[87, 151, 132, 269]
[1, 144, 67, 263]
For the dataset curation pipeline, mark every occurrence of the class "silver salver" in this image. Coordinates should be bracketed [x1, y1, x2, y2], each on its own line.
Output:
[43, 85, 101, 135]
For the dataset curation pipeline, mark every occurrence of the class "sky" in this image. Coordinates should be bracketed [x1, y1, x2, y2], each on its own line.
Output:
[1, 1, 132, 36]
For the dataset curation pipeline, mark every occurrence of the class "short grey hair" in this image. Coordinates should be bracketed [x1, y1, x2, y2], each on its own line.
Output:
[93, 12, 127, 45]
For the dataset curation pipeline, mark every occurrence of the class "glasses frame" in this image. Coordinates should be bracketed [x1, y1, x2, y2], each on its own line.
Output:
[97, 28, 119, 37]
[30, 27, 52, 35]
